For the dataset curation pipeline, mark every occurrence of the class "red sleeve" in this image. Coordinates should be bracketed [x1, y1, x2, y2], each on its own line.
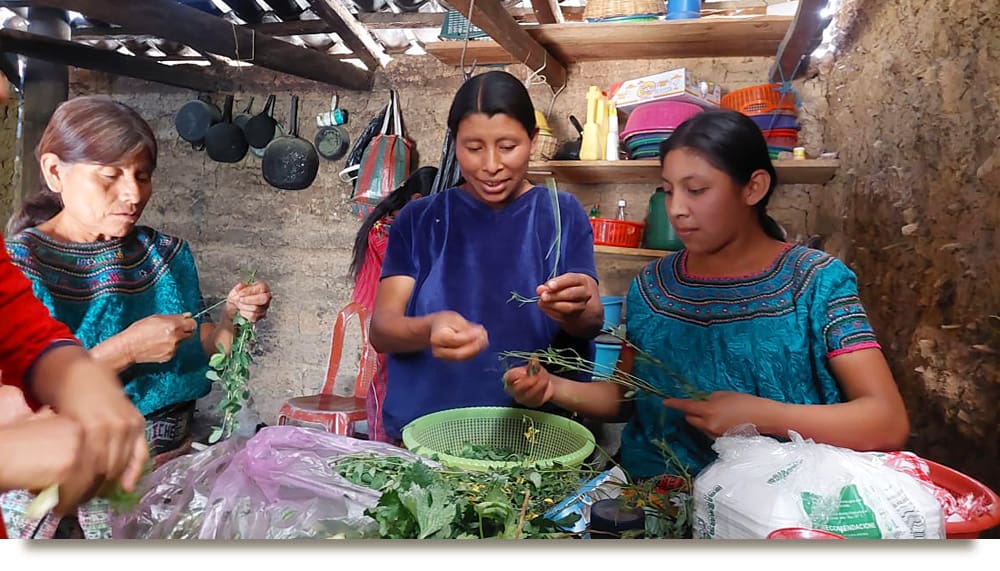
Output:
[0, 233, 79, 396]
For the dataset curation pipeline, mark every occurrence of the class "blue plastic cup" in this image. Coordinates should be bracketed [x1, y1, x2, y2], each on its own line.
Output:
[667, 0, 701, 20]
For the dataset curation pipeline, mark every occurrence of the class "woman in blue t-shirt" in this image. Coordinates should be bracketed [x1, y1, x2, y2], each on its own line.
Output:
[504, 110, 910, 480]
[370, 71, 605, 441]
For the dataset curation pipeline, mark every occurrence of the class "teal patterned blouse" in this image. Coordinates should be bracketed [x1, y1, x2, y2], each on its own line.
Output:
[6, 226, 211, 416]
[619, 244, 882, 480]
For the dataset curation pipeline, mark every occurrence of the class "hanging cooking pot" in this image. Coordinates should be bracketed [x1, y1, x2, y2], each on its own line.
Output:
[262, 95, 319, 191]
[243, 94, 278, 149]
[205, 94, 249, 163]
[315, 95, 350, 161]
[175, 94, 221, 150]
[233, 96, 255, 131]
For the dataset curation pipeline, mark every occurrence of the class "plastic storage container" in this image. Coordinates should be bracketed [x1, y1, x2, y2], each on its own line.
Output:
[601, 296, 624, 330]
[666, 0, 701, 20]
[643, 187, 684, 251]
[593, 334, 623, 378]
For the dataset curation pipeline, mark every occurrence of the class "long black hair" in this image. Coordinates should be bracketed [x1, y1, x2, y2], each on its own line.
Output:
[658, 109, 785, 241]
[349, 165, 438, 280]
[446, 70, 536, 138]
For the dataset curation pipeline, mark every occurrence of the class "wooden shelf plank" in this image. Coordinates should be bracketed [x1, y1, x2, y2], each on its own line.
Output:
[594, 245, 673, 258]
[424, 15, 792, 65]
[529, 159, 839, 185]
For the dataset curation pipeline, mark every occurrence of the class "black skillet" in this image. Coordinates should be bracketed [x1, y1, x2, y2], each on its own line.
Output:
[175, 94, 221, 150]
[205, 94, 249, 163]
[233, 96, 255, 132]
[243, 94, 278, 149]
[262, 95, 319, 191]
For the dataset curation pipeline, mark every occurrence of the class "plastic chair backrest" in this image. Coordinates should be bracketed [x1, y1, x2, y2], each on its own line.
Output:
[319, 302, 377, 397]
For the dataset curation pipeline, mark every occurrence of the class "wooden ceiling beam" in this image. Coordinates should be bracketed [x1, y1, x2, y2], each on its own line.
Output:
[307, 0, 387, 70]
[445, 0, 567, 90]
[0, 28, 228, 91]
[26, 0, 373, 90]
[529, 0, 563, 24]
[769, 0, 831, 82]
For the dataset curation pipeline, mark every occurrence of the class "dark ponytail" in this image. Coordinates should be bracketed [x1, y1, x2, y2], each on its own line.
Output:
[658, 109, 785, 241]
[7, 95, 157, 236]
[349, 165, 438, 280]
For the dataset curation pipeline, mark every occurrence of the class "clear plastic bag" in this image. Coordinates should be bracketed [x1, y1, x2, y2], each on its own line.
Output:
[113, 426, 425, 539]
[692, 425, 945, 539]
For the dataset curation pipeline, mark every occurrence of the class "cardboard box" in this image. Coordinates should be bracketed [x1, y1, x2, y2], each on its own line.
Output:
[610, 68, 722, 112]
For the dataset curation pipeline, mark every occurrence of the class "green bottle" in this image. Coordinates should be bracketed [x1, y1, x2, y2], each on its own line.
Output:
[643, 187, 684, 251]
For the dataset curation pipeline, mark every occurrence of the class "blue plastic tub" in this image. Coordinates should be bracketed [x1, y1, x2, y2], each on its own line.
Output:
[667, 0, 701, 20]
[593, 341, 622, 378]
[601, 296, 624, 330]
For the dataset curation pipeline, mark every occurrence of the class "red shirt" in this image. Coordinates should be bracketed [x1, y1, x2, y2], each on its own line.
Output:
[349, 215, 393, 311]
[0, 232, 80, 540]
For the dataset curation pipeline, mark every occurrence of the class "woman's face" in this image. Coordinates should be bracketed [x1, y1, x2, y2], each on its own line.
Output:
[454, 112, 536, 207]
[661, 147, 759, 255]
[44, 147, 155, 241]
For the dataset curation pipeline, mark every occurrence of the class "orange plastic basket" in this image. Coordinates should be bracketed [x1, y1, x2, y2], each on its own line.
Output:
[925, 459, 1000, 539]
[591, 218, 645, 248]
[721, 83, 797, 116]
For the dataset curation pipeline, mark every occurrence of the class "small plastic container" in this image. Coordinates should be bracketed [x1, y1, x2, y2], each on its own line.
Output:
[593, 335, 623, 378]
[589, 498, 646, 538]
[666, 0, 701, 20]
[600, 296, 624, 330]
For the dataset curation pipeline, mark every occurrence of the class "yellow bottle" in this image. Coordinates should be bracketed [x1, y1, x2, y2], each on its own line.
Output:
[579, 86, 602, 161]
[596, 93, 608, 160]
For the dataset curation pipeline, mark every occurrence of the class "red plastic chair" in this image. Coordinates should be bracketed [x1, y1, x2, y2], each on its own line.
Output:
[276, 302, 377, 436]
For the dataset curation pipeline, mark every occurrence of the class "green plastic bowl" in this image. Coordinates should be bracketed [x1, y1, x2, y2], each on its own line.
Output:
[401, 407, 596, 472]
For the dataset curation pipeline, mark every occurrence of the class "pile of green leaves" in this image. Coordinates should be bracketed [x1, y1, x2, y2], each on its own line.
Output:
[451, 443, 521, 463]
[206, 271, 258, 444]
[333, 453, 591, 539]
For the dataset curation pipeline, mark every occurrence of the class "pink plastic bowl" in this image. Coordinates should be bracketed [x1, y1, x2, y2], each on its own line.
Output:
[621, 100, 704, 140]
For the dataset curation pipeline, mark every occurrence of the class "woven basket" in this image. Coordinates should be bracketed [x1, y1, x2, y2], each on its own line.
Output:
[402, 407, 596, 471]
[584, 0, 665, 21]
[531, 128, 559, 161]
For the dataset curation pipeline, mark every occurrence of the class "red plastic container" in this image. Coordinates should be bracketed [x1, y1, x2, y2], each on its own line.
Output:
[591, 218, 645, 248]
[767, 527, 845, 540]
[925, 459, 1000, 539]
[721, 83, 797, 116]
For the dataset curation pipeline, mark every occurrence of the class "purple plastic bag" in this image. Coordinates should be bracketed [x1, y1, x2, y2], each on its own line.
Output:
[113, 426, 425, 539]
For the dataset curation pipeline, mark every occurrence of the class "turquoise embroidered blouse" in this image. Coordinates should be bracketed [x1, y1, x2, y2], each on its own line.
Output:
[6, 226, 211, 416]
[619, 244, 882, 480]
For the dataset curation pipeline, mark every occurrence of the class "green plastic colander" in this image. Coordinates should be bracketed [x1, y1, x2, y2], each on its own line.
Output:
[401, 407, 596, 471]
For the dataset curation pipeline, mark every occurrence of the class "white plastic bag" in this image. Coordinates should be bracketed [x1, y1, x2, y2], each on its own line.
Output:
[692, 426, 944, 539]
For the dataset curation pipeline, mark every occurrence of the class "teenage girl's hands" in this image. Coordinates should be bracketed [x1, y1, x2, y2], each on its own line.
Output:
[428, 311, 489, 361]
[503, 357, 555, 408]
[224, 280, 272, 322]
[122, 313, 197, 364]
[662, 391, 776, 440]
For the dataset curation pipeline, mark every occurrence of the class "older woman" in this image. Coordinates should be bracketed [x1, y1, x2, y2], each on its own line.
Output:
[3, 95, 271, 538]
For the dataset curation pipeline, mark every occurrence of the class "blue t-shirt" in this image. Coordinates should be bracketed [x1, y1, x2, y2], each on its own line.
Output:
[619, 244, 883, 480]
[379, 186, 599, 439]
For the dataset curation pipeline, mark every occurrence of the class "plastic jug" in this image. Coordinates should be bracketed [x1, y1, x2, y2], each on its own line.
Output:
[643, 187, 684, 250]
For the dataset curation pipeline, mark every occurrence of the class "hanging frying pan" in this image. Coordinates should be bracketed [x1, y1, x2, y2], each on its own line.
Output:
[175, 94, 221, 150]
[243, 94, 278, 149]
[233, 96, 255, 131]
[251, 123, 283, 159]
[262, 95, 319, 191]
[205, 94, 249, 163]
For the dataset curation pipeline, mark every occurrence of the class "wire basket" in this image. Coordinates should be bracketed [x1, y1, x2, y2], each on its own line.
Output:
[401, 406, 596, 471]
[439, 9, 490, 40]
[583, 0, 665, 21]
[721, 83, 798, 116]
[591, 218, 645, 248]
[531, 129, 559, 161]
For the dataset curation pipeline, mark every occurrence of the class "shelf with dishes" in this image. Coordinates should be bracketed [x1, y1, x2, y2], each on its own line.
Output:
[528, 159, 840, 185]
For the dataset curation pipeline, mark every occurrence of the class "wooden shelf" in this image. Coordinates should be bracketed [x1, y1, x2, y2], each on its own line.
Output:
[594, 245, 673, 258]
[529, 159, 840, 185]
[424, 15, 792, 65]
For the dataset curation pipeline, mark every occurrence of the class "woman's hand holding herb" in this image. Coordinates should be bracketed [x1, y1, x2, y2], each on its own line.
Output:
[224, 280, 272, 322]
[428, 311, 489, 361]
[662, 391, 777, 439]
[503, 358, 556, 408]
[536, 273, 603, 337]
[123, 313, 197, 364]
